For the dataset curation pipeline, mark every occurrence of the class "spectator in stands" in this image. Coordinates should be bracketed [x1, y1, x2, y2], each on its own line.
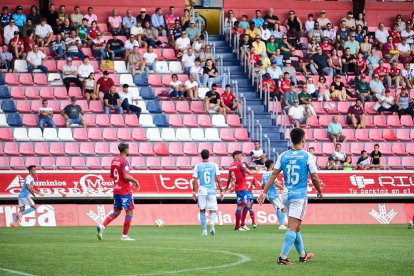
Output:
[128, 46, 145, 76]
[22, 19, 35, 39]
[288, 98, 309, 128]
[330, 75, 347, 101]
[355, 74, 372, 103]
[174, 30, 191, 57]
[192, 35, 205, 58]
[0, 45, 13, 72]
[124, 34, 139, 61]
[38, 99, 56, 130]
[185, 74, 199, 100]
[57, 5, 68, 28]
[310, 47, 333, 77]
[84, 7, 97, 27]
[369, 73, 385, 98]
[272, 23, 284, 42]
[199, 44, 215, 66]
[308, 22, 323, 44]
[317, 75, 331, 101]
[151, 8, 167, 37]
[9, 31, 26, 60]
[320, 37, 334, 55]
[137, 8, 151, 26]
[395, 14, 406, 32]
[344, 32, 359, 55]
[370, 144, 382, 170]
[261, 73, 277, 99]
[389, 62, 403, 88]
[221, 84, 241, 114]
[60, 18, 75, 38]
[374, 59, 392, 88]
[169, 20, 182, 44]
[76, 18, 90, 44]
[108, 9, 123, 35]
[190, 58, 204, 86]
[12, 5, 26, 28]
[326, 156, 336, 170]
[332, 143, 346, 166]
[165, 6, 179, 30]
[279, 35, 294, 59]
[3, 18, 18, 45]
[279, 72, 291, 95]
[35, 17, 53, 47]
[375, 22, 389, 50]
[354, 24, 366, 43]
[367, 48, 380, 76]
[267, 60, 282, 84]
[96, 71, 115, 101]
[347, 99, 365, 129]
[26, 44, 48, 75]
[305, 14, 315, 34]
[336, 20, 351, 46]
[119, 83, 141, 118]
[130, 20, 145, 44]
[44, 4, 59, 33]
[298, 84, 316, 116]
[82, 72, 98, 103]
[245, 21, 260, 41]
[62, 57, 82, 93]
[284, 83, 298, 111]
[306, 36, 319, 58]
[342, 11, 356, 30]
[357, 150, 370, 170]
[70, 6, 83, 27]
[401, 22, 414, 44]
[397, 38, 412, 64]
[360, 35, 372, 59]
[272, 48, 284, 68]
[91, 32, 107, 60]
[389, 23, 401, 44]
[383, 36, 399, 63]
[284, 10, 302, 33]
[356, 13, 368, 31]
[205, 84, 224, 114]
[24, 29, 35, 54]
[356, 52, 367, 75]
[51, 33, 66, 59]
[396, 87, 414, 119]
[186, 21, 201, 43]
[317, 10, 331, 29]
[252, 10, 264, 29]
[327, 115, 346, 145]
[64, 30, 84, 60]
[88, 21, 101, 40]
[308, 147, 317, 164]
[343, 156, 354, 171]
[306, 77, 319, 99]
[239, 15, 249, 31]
[251, 35, 266, 56]
[182, 47, 196, 74]
[77, 56, 94, 81]
[341, 47, 358, 76]
[402, 63, 414, 90]
[203, 58, 226, 89]
[107, 32, 125, 60]
[375, 89, 397, 115]
[143, 45, 158, 74]
[322, 23, 336, 43]
[330, 48, 343, 76]
[260, 22, 272, 42]
[181, 8, 191, 30]
[0, 6, 11, 28]
[264, 8, 279, 30]
[169, 74, 185, 100]
[250, 140, 266, 165]
[62, 96, 86, 128]
[282, 60, 297, 85]
[266, 36, 277, 57]
[27, 5, 40, 26]
[104, 85, 123, 115]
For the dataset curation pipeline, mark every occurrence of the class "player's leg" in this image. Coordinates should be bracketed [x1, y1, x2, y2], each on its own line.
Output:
[241, 198, 252, 230]
[277, 197, 296, 265]
[276, 197, 287, 229]
[97, 195, 122, 240]
[249, 200, 257, 228]
[208, 210, 216, 235]
[235, 191, 246, 231]
[10, 205, 25, 227]
[198, 195, 208, 235]
[121, 195, 135, 240]
[206, 195, 218, 235]
[20, 199, 36, 217]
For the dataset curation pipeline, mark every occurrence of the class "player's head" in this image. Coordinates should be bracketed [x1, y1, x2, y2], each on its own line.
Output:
[254, 140, 260, 149]
[201, 149, 209, 160]
[118, 142, 129, 156]
[290, 128, 305, 148]
[27, 165, 36, 175]
[265, 159, 274, 170]
[232, 150, 243, 161]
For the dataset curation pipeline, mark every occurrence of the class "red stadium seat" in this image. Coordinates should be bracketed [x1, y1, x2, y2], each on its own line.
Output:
[132, 128, 148, 141]
[411, 129, 414, 139]
[50, 143, 65, 155]
[396, 129, 410, 141]
[103, 128, 118, 141]
[191, 157, 202, 166]
[162, 48, 178, 60]
[0, 157, 9, 168]
[382, 129, 397, 141]
[154, 142, 169, 156]
[401, 115, 414, 127]
[34, 143, 50, 156]
[355, 129, 370, 141]
[322, 143, 335, 155]
[228, 142, 241, 153]
[17, 100, 31, 113]
[350, 143, 363, 155]
[373, 115, 387, 128]
[125, 114, 140, 127]
[176, 157, 191, 170]
[96, 114, 111, 127]
[56, 157, 71, 170]
[86, 157, 102, 169]
[88, 128, 103, 141]
[406, 143, 414, 156]
[387, 157, 402, 169]
[341, 128, 356, 141]
[364, 102, 376, 114]
[176, 101, 191, 114]
[198, 142, 212, 153]
[25, 87, 39, 99]
[139, 142, 155, 156]
[387, 115, 401, 127]
[337, 102, 349, 114]
[148, 74, 162, 86]
[309, 116, 319, 127]
[52, 114, 65, 127]
[22, 114, 38, 127]
[312, 102, 326, 114]
[71, 157, 87, 169]
[190, 101, 206, 113]
[364, 143, 376, 153]
[34, 74, 48, 85]
[227, 115, 242, 127]
[314, 129, 329, 141]
[161, 157, 176, 170]
[368, 129, 384, 141]
[101, 157, 113, 170]
[54, 86, 69, 99]
[131, 157, 146, 169]
[19, 73, 34, 85]
[95, 142, 110, 155]
[183, 115, 198, 127]
[0, 129, 13, 141]
[5, 73, 20, 85]
[39, 87, 54, 99]
[402, 157, 414, 169]
[90, 101, 104, 113]
[25, 157, 39, 167]
[43, 60, 57, 72]
[40, 157, 55, 169]
[20, 143, 35, 156]
[220, 129, 235, 141]
[169, 143, 184, 156]
[220, 156, 233, 169]
[10, 157, 25, 169]
[68, 87, 83, 99]
[147, 157, 162, 170]
[198, 115, 213, 127]
[80, 143, 95, 155]
[117, 128, 133, 141]
[378, 143, 392, 155]
[168, 115, 184, 127]
[11, 87, 25, 99]
[183, 143, 198, 156]
[391, 143, 406, 155]
[73, 128, 88, 141]
[83, 114, 96, 127]
[4, 142, 19, 156]
[318, 115, 331, 127]
[307, 142, 322, 155]
[161, 101, 176, 114]
[65, 143, 80, 155]
[234, 128, 250, 141]
[213, 143, 228, 156]
[241, 142, 254, 155]
[364, 115, 374, 128]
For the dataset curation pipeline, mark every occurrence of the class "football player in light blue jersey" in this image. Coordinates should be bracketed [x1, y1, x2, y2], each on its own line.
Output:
[258, 128, 323, 265]
[262, 159, 287, 230]
[192, 149, 224, 236]
[10, 165, 43, 227]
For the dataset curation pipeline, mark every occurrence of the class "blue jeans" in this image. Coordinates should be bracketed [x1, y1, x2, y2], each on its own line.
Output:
[203, 74, 227, 89]
[145, 62, 156, 75]
[169, 89, 184, 98]
[93, 49, 107, 60]
[104, 105, 123, 115]
[110, 49, 125, 60]
[66, 51, 84, 60]
[39, 117, 56, 129]
[310, 64, 333, 77]
[54, 46, 65, 59]
[28, 64, 48, 74]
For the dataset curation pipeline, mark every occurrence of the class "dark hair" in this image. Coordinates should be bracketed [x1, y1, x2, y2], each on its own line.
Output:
[374, 144, 379, 148]
[201, 149, 210, 160]
[82, 56, 90, 60]
[122, 84, 129, 88]
[309, 147, 315, 151]
[361, 150, 367, 154]
[308, 13, 314, 17]
[42, 99, 48, 103]
[155, 7, 161, 13]
[27, 30, 33, 36]
[336, 143, 342, 147]
[171, 73, 178, 78]
[290, 128, 305, 145]
[28, 165, 36, 172]
[232, 150, 242, 158]
[255, 10, 261, 13]
[88, 6, 93, 10]
[265, 159, 274, 169]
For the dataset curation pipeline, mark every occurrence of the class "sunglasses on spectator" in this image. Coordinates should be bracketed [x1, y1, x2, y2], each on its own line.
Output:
[351, 36, 356, 38]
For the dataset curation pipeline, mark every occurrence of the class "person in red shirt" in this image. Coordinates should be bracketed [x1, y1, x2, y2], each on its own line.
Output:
[226, 150, 256, 231]
[97, 142, 140, 241]
[374, 59, 392, 88]
[221, 84, 241, 114]
[96, 71, 115, 101]
[389, 62, 403, 88]
[279, 72, 292, 95]
[165, 6, 179, 30]
[320, 37, 334, 55]
[261, 73, 278, 100]
[355, 52, 367, 74]
[389, 23, 401, 44]
[247, 46, 261, 65]
[347, 99, 366, 128]
[9, 31, 26, 59]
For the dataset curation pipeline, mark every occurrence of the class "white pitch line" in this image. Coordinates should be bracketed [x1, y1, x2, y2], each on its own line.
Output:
[0, 268, 35, 276]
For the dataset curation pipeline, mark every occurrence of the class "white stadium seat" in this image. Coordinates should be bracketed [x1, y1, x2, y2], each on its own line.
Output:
[205, 128, 221, 141]
[43, 128, 59, 141]
[14, 60, 28, 72]
[139, 114, 154, 127]
[119, 74, 135, 86]
[0, 114, 8, 127]
[48, 73, 63, 86]
[58, 128, 74, 141]
[114, 61, 129, 74]
[14, 128, 30, 141]
[146, 128, 162, 141]
[28, 128, 44, 141]
[161, 128, 176, 141]
[190, 128, 205, 141]
[198, 87, 209, 99]
[212, 114, 228, 127]
[155, 61, 170, 74]
[176, 128, 191, 141]
[169, 61, 184, 74]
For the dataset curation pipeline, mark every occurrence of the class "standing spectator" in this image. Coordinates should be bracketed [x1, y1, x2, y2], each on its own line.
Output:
[357, 150, 370, 170]
[330, 75, 347, 101]
[128, 46, 145, 76]
[202, 59, 226, 89]
[61, 96, 86, 128]
[347, 99, 365, 129]
[84, 7, 97, 27]
[44, 4, 59, 33]
[343, 156, 354, 171]
[60, 18, 75, 38]
[57, 5, 69, 27]
[310, 47, 333, 77]
[355, 74, 372, 103]
[317, 10, 331, 29]
[91, 32, 107, 60]
[96, 71, 115, 101]
[4, 19, 19, 45]
[374, 60, 392, 88]
[317, 75, 331, 101]
[108, 9, 123, 35]
[205, 84, 224, 114]
[151, 8, 167, 37]
[221, 84, 241, 114]
[252, 10, 264, 29]
[104, 85, 123, 115]
[298, 84, 316, 116]
[51, 33, 66, 59]
[389, 62, 403, 88]
[190, 58, 204, 86]
[169, 74, 184, 100]
[332, 143, 347, 166]
[344, 32, 360, 55]
[288, 99, 309, 128]
[185, 74, 199, 100]
[165, 6, 180, 30]
[124, 35, 139, 61]
[62, 58, 82, 93]
[0, 45, 13, 72]
[9, 31, 26, 60]
[26, 44, 48, 75]
[341, 47, 358, 76]
[186, 21, 200, 43]
[181, 48, 196, 74]
[122, 9, 136, 37]
[250, 140, 266, 165]
[38, 99, 56, 130]
[77, 56, 94, 81]
[12, 5, 26, 28]
[35, 17, 53, 47]
[396, 87, 414, 119]
[397, 38, 412, 64]
[402, 63, 414, 90]
[70, 6, 83, 27]
[107, 32, 125, 60]
[326, 156, 336, 170]
[137, 8, 151, 26]
[370, 144, 382, 170]
[82, 72, 98, 104]
[27, 6, 41, 26]
[370, 73, 385, 98]
[341, 11, 356, 30]
[375, 89, 397, 115]
[284, 84, 298, 112]
[76, 18, 90, 44]
[327, 115, 346, 145]
[119, 84, 141, 118]
[143, 45, 158, 73]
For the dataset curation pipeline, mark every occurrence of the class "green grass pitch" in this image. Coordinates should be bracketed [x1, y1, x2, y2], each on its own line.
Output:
[0, 225, 413, 275]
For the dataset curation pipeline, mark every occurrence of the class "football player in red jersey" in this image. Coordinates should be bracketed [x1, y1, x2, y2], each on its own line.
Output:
[97, 142, 140, 241]
[225, 151, 257, 231]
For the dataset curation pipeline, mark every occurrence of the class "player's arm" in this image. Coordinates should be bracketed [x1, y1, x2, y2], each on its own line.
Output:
[245, 167, 257, 175]
[274, 180, 284, 190]
[225, 174, 232, 191]
[215, 175, 224, 201]
[258, 169, 281, 204]
[192, 177, 198, 201]
[124, 171, 140, 190]
[310, 172, 323, 199]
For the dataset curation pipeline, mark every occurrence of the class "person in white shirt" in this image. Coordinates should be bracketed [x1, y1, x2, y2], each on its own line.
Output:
[62, 58, 82, 92]
[65, 30, 84, 60]
[401, 22, 414, 44]
[397, 38, 412, 63]
[305, 14, 315, 34]
[190, 58, 204, 86]
[185, 74, 199, 100]
[250, 140, 266, 165]
[124, 35, 139, 61]
[26, 44, 48, 75]
[224, 10, 237, 34]
[169, 74, 184, 100]
[317, 10, 332, 29]
[77, 56, 94, 81]
[322, 23, 336, 43]
[174, 31, 191, 56]
[260, 23, 272, 42]
[375, 89, 398, 114]
[143, 45, 158, 73]
[192, 35, 205, 58]
[375, 22, 389, 49]
[38, 99, 56, 130]
[119, 84, 141, 118]
[35, 17, 53, 47]
[3, 19, 19, 45]
[288, 99, 309, 128]
[181, 48, 196, 74]
[84, 7, 98, 27]
[130, 21, 146, 47]
[267, 61, 282, 83]
[402, 62, 414, 89]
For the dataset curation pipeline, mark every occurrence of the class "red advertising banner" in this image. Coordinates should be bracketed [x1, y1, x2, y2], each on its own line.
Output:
[0, 203, 412, 227]
[0, 171, 413, 199]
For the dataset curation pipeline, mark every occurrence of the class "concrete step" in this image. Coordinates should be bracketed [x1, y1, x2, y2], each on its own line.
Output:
[215, 48, 233, 54]
[207, 35, 225, 41]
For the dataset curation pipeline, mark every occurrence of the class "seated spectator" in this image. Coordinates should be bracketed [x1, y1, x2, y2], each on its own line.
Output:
[143, 21, 161, 48]
[44, 4, 59, 33]
[221, 84, 241, 114]
[279, 72, 291, 96]
[203, 59, 226, 89]
[151, 8, 167, 37]
[143, 45, 158, 73]
[401, 22, 414, 44]
[83, 72, 98, 104]
[298, 84, 316, 116]
[320, 37, 334, 55]
[169, 74, 185, 100]
[199, 44, 215, 66]
[174, 30, 191, 58]
[38, 99, 56, 130]
[0, 45, 13, 72]
[182, 48, 196, 74]
[137, 8, 151, 26]
[306, 77, 319, 100]
[308, 22, 323, 43]
[357, 150, 370, 170]
[75, 18, 90, 44]
[332, 143, 346, 166]
[27, 5, 40, 26]
[317, 10, 331, 29]
[309, 47, 333, 77]
[122, 9, 136, 37]
[327, 115, 346, 144]
[4, 18, 19, 45]
[190, 58, 204, 86]
[239, 15, 249, 30]
[375, 89, 397, 115]
[370, 144, 382, 170]
[70, 6, 83, 27]
[104, 85, 123, 115]
[288, 99, 309, 128]
[250, 140, 266, 165]
[253, 59, 266, 78]
[344, 32, 360, 55]
[343, 156, 354, 171]
[57, 5, 68, 27]
[246, 47, 261, 66]
[279, 35, 294, 59]
[260, 23, 271, 42]
[124, 35, 139, 61]
[205, 84, 224, 114]
[389, 23, 401, 44]
[374, 59, 392, 89]
[330, 48, 343, 76]
[267, 60, 282, 84]
[84, 7, 98, 27]
[252, 35, 266, 56]
[330, 75, 347, 101]
[239, 34, 252, 56]
[65, 30, 84, 60]
[347, 99, 365, 129]
[51, 33, 66, 59]
[119, 84, 141, 118]
[317, 75, 331, 101]
[359, 35, 372, 58]
[336, 20, 351, 47]
[91, 32, 108, 60]
[305, 14, 315, 34]
[326, 156, 336, 170]
[224, 9, 237, 34]
[169, 20, 182, 44]
[341, 47, 358, 76]
[266, 36, 278, 57]
[354, 24, 366, 42]
[186, 21, 200, 43]
[367, 48, 380, 76]
[12, 6, 26, 28]
[287, 48, 308, 75]
[96, 71, 115, 101]
[355, 74, 372, 103]
[131, 21, 146, 46]
[9, 31, 25, 60]
[62, 58, 82, 92]
[281, 60, 297, 85]
[307, 36, 319, 58]
[129, 46, 145, 76]
[26, 44, 48, 75]
[284, 84, 298, 112]
[61, 96, 86, 128]
[88, 21, 101, 40]
[77, 56, 94, 81]
[107, 32, 125, 60]
[108, 9, 124, 35]
[389, 62, 403, 88]
[397, 38, 412, 63]
[22, 19, 35, 39]
[322, 23, 336, 43]
[396, 87, 414, 119]
[355, 52, 367, 75]
[60, 18, 75, 38]
[383, 36, 399, 63]
[402, 63, 414, 90]
[35, 17, 53, 47]
[165, 6, 180, 30]
[272, 48, 284, 68]
[185, 74, 199, 100]
[245, 21, 260, 41]
[192, 35, 205, 58]
[369, 73, 385, 98]
[342, 11, 356, 30]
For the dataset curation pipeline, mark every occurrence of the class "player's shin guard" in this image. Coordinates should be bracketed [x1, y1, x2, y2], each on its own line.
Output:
[103, 212, 118, 227]
[21, 207, 35, 216]
[209, 212, 217, 227]
[249, 209, 256, 225]
[294, 232, 306, 257]
[235, 209, 242, 229]
[277, 209, 286, 226]
[200, 212, 207, 230]
[122, 215, 132, 235]
[241, 207, 249, 226]
[280, 230, 297, 259]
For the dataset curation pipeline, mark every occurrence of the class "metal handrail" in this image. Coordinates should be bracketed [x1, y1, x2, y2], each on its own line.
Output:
[247, 107, 255, 140]
[273, 149, 279, 163]
[220, 8, 224, 36]
[256, 120, 263, 146]
[264, 134, 271, 158]
[265, 84, 271, 112]
[234, 80, 239, 98]
[211, 42, 215, 57]
[240, 93, 246, 125]
[227, 67, 231, 85]
[228, 26, 232, 47]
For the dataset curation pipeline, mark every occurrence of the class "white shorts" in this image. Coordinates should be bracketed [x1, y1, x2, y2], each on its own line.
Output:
[268, 196, 285, 210]
[198, 194, 218, 211]
[283, 197, 308, 221]
[18, 197, 35, 208]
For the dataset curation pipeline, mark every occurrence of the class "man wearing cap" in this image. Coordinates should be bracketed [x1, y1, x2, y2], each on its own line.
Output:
[355, 74, 373, 103]
[122, 9, 136, 38]
[205, 84, 224, 114]
[137, 8, 151, 25]
[118, 84, 141, 118]
[4, 18, 19, 45]
[186, 21, 200, 43]
[401, 22, 414, 44]
[376, 89, 398, 115]
[317, 10, 331, 29]
[65, 30, 84, 60]
[151, 8, 167, 37]
[0, 6, 12, 29]
[26, 44, 48, 75]
[104, 85, 123, 115]
[9, 31, 26, 59]
[35, 17, 53, 47]
[267, 60, 282, 84]
[310, 46, 333, 77]
[107, 32, 125, 60]
[62, 57, 82, 93]
[12, 5, 26, 28]
[61, 96, 86, 128]
[96, 71, 115, 101]
[341, 11, 355, 30]
[108, 9, 123, 35]
[221, 84, 241, 114]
